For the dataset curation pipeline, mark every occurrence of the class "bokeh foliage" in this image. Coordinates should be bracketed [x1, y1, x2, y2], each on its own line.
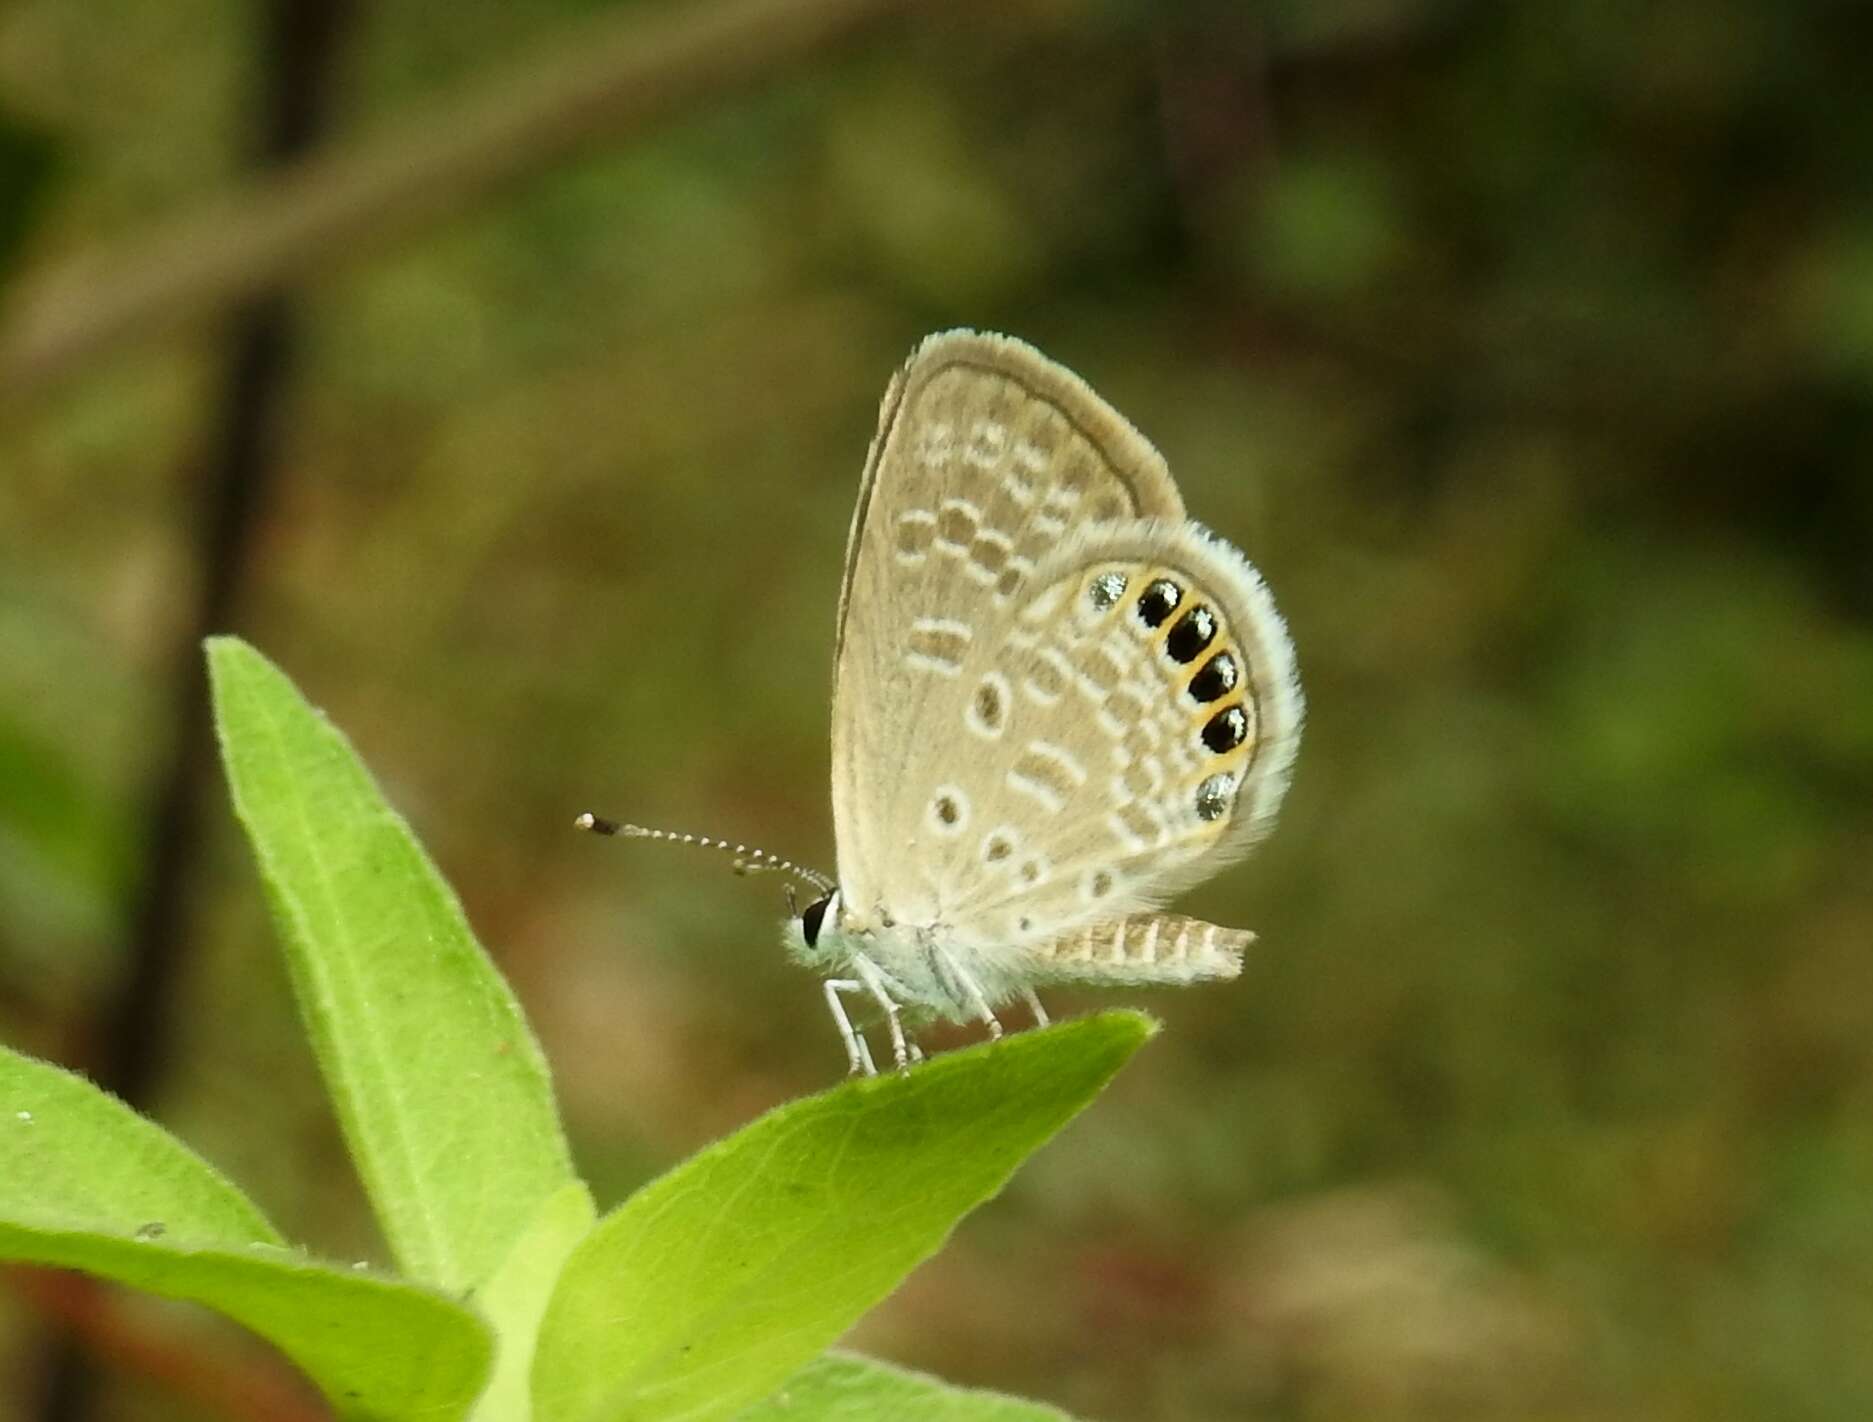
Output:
[2, 0, 1870, 1418]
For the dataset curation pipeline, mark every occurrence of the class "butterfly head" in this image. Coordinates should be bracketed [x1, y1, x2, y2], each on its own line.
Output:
[784, 886, 843, 969]
[783, 888, 913, 974]
[784, 887, 905, 972]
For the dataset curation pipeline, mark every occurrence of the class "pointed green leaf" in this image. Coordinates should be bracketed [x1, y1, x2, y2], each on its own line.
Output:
[0, 1045, 279, 1245]
[207, 636, 575, 1292]
[0, 1048, 492, 1419]
[533, 1012, 1154, 1422]
[1, 1226, 492, 1421]
[740, 1352, 1077, 1421]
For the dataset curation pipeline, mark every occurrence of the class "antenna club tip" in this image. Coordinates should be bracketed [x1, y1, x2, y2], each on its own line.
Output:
[575, 812, 620, 835]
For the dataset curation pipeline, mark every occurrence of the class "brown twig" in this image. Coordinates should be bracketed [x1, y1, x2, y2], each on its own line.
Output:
[33, 1, 349, 1418]
[0, 0, 913, 407]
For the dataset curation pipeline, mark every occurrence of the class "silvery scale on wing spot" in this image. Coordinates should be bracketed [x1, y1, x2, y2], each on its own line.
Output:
[579, 331, 1302, 1075]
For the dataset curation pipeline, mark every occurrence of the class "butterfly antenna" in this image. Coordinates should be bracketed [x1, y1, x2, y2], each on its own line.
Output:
[574, 813, 835, 896]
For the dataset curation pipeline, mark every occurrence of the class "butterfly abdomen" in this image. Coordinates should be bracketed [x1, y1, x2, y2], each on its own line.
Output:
[1029, 913, 1252, 986]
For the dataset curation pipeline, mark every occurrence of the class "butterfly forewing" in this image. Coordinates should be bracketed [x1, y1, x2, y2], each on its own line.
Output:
[830, 332, 1187, 921]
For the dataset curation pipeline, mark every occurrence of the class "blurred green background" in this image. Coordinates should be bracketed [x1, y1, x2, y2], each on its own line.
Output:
[3, 0, 1872, 1418]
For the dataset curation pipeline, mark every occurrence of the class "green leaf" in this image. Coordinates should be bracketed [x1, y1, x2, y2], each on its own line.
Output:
[0, 1047, 492, 1420]
[739, 1352, 1078, 1420]
[532, 1012, 1155, 1422]
[207, 636, 576, 1293]
[1, 1225, 492, 1421]
[469, 1182, 598, 1422]
[0, 1045, 279, 1245]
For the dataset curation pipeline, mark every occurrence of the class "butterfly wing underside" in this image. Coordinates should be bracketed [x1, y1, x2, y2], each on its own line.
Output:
[830, 330, 1301, 986]
[997, 519, 1303, 986]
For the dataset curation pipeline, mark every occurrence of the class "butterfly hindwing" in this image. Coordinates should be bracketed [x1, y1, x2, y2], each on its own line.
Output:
[930, 518, 1303, 951]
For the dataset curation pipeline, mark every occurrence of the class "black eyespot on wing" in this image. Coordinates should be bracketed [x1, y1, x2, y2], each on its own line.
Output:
[1166, 606, 1217, 663]
[1136, 579, 1182, 627]
[1188, 651, 1238, 703]
[1202, 704, 1248, 753]
[801, 893, 833, 947]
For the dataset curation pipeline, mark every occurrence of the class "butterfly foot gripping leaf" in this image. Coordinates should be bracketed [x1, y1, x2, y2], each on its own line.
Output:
[780, 331, 1304, 1071]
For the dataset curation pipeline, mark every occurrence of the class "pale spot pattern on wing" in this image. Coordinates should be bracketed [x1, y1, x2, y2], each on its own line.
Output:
[981, 825, 1020, 865]
[934, 498, 981, 555]
[1019, 646, 1072, 707]
[1108, 801, 1168, 853]
[1006, 763, 1066, 814]
[894, 509, 936, 565]
[965, 528, 1013, 587]
[905, 616, 972, 677]
[927, 785, 971, 836]
[964, 419, 1008, 469]
[887, 365, 1147, 610]
[965, 671, 1011, 740]
[1080, 866, 1119, 904]
[994, 555, 1035, 606]
[912, 419, 956, 470]
[1068, 640, 1132, 701]
[1008, 741, 1087, 815]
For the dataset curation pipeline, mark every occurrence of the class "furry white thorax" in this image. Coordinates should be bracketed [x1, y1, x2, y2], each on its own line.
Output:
[781, 889, 1032, 1023]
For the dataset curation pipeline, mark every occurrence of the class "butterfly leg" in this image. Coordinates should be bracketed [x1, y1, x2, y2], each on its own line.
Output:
[852, 955, 915, 1070]
[822, 979, 877, 1076]
[934, 948, 1003, 1041]
[1024, 988, 1050, 1027]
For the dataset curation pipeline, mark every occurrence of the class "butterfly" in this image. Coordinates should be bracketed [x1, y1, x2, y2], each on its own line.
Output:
[584, 331, 1302, 1074]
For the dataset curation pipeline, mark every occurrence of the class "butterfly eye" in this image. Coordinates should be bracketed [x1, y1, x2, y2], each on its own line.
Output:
[800, 893, 834, 947]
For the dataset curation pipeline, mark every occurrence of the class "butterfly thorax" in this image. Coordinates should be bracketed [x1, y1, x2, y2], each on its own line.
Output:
[783, 888, 1027, 1021]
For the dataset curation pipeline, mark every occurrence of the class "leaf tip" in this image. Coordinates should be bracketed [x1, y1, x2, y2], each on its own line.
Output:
[1059, 1008, 1160, 1074]
[203, 634, 257, 683]
[1034, 1007, 1159, 1054]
